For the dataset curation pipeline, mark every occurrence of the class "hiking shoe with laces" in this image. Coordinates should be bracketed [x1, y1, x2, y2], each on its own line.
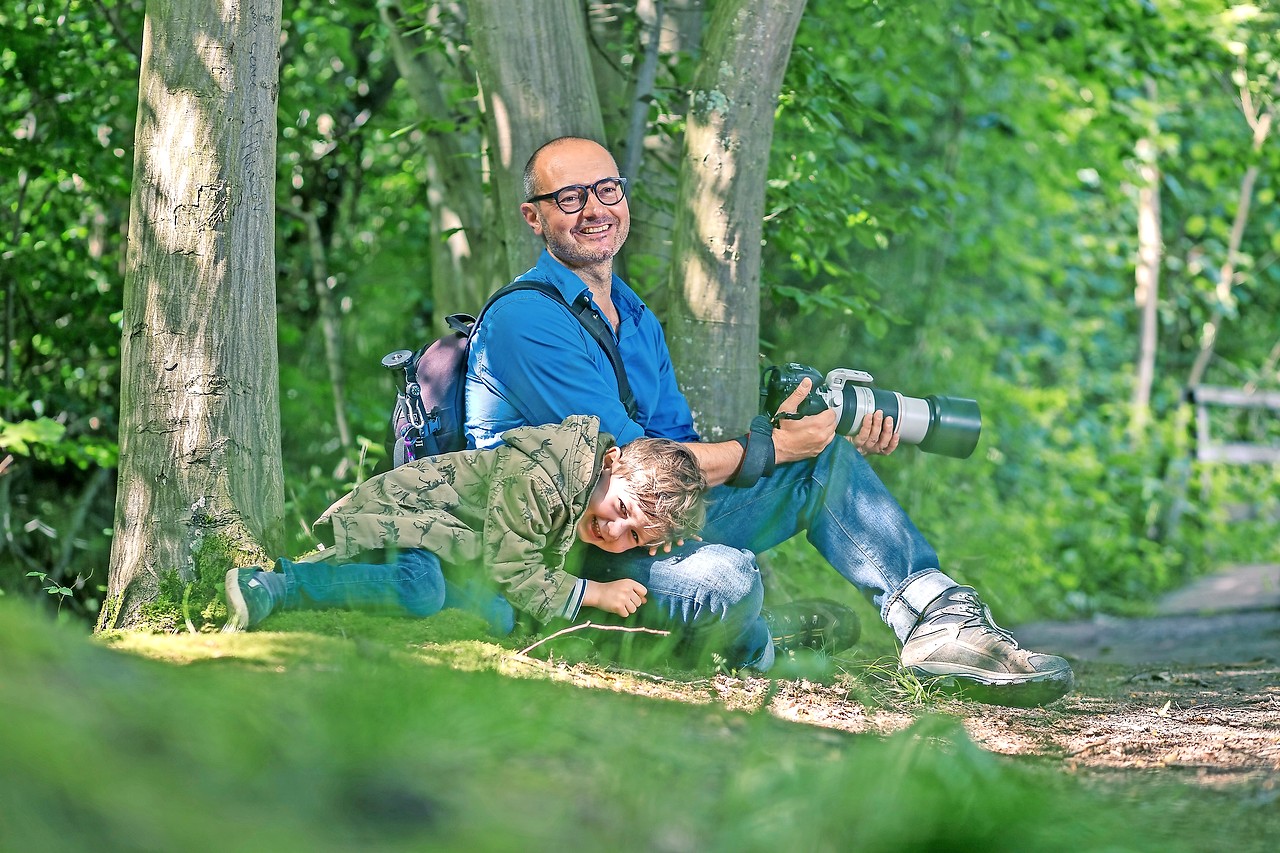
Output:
[222, 568, 280, 632]
[900, 586, 1073, 707]
[763, 598, 861, 655]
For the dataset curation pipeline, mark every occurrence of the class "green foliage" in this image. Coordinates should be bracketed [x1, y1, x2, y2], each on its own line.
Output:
[0, 0, 138, 612]
[760, 0, 1280, 619]
[10, 0, 1279, 628]
[24, 570, 74, 609]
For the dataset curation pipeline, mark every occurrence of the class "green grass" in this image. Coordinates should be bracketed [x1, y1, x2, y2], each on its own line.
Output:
[0, 599, 1242, 852]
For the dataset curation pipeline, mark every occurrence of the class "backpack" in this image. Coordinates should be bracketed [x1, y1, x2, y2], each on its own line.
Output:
[380, 281, 638, 468]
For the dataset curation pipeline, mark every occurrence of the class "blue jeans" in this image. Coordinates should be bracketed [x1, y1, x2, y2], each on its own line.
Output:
[581, 438, 961, 669]
[279, 549, 517, 636]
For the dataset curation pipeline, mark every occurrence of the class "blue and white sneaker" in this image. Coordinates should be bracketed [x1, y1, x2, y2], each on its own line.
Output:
[222, 568, 280, 632]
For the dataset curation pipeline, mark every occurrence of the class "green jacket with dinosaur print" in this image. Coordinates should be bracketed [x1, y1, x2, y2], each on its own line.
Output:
[316, 415, 610, 622]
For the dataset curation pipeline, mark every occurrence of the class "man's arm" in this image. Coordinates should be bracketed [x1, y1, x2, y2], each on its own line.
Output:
[684, 378, 838, 487]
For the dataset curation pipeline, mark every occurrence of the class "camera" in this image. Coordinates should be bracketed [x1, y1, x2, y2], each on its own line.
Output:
[760, 362, 982, 459]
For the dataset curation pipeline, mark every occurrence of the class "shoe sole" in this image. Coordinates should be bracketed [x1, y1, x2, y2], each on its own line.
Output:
[221, 568, 248, 633]
[908, 665, 1075, 708]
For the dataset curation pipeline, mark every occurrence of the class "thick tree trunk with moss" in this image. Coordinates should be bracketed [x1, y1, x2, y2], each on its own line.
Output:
[466, 0, 607, 280]
[102, 0, 286, 631]
[665, 0, 807, 438]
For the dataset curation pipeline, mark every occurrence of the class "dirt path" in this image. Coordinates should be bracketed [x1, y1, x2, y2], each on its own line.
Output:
[986, 563, 1280, 784]
[760, 563, 1280, 785]
[531, 565, 1280, 788]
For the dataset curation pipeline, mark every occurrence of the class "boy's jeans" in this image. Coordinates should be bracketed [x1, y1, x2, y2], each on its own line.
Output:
[580, 437, 961, 669]
[278, 548, 516, 636]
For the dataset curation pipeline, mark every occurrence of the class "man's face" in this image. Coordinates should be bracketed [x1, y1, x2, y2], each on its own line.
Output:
[521, 139, 630, 269]
[576, 460, 661, 554]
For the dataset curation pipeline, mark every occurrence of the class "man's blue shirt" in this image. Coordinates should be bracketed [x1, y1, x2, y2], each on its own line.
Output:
[465, 250, 700, 450]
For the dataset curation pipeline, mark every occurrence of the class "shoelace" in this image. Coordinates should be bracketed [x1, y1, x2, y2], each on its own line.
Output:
[948, 592, 1021, 648]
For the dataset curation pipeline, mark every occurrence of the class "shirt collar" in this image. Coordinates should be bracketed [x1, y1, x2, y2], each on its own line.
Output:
[527, 249, 644, 324]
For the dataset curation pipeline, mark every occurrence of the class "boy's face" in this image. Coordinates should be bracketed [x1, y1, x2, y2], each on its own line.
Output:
[577, 450, 661, 554]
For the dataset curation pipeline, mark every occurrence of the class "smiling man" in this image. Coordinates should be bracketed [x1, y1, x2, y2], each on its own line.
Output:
[463, 136, 1074, 706]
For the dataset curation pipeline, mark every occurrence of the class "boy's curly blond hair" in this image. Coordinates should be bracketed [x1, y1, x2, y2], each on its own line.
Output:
[610, 438, 707, 544]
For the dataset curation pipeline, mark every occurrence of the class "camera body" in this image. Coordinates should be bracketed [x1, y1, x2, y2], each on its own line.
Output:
[761, 362, 982, 459]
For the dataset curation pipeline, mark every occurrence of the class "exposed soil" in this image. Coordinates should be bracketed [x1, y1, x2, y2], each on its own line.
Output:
[515, 564, 1280, 789]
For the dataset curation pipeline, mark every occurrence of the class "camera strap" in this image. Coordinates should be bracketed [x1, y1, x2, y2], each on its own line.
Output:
[727, 415, 776, 488]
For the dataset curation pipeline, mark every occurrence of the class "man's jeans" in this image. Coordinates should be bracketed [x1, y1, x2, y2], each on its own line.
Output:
[580, 437, 961, 669]
[279, 549, 516, 636]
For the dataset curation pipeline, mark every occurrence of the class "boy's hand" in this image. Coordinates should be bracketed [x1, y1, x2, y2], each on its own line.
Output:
[582, 578, 648, 618]
[648, 535, 702, 556]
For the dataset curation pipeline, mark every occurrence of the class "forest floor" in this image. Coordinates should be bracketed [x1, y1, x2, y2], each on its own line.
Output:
[509, 563, 1280, 797]
[62, 563, 1277, 850]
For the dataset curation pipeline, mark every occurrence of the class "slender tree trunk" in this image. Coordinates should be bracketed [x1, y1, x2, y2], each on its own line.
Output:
[618, 0, 705, 310]
[1186, 93, 1273, 388]
[103, 0, 285, 630]
[467, 0, 607, 281]
[1163, 81, 1272, 541]
[665, 0, 807, 437]
[382, 2, 496, 320]
[282, 206, 352, 465]
[1130, 84, 1162, 436]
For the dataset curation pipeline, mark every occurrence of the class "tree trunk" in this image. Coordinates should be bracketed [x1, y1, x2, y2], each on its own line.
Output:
[283, 205, 353, 469]
[466, 0, 607, 281]
[103, 0, 286, 630]
[382, 2, 497, 320]
[614, 0, 706, 309]
[665, 0, 807, 438]
[1130, 87, 1162, 437]
[1186, 90, 1273, 388]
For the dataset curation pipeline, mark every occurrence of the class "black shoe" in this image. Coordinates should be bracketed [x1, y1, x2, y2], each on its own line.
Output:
[763, 598, 861, 655]
[901, 586, 1074, 707]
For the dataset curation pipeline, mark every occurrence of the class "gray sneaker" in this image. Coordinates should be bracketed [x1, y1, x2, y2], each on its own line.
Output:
[222, 568, 280, 632]
[900, 586, 1073, 707]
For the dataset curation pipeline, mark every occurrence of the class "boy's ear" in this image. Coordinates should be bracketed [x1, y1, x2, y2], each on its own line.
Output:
[601, 445, 621, 469]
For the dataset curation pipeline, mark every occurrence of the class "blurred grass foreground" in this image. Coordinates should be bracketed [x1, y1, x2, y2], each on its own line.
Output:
[0, 599, 1190, 853]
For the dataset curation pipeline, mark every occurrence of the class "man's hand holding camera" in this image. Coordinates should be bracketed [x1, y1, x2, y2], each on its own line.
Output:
[852, 409, 900, 456]
[774, 378, 899, 460]
[772, 377, 836, 463]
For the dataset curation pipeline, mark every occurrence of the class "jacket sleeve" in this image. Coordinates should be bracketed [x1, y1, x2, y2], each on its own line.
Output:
[483, 465, 580, 623]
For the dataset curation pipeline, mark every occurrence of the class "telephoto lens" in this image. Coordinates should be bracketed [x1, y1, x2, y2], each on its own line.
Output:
[761, 363, 982, 459]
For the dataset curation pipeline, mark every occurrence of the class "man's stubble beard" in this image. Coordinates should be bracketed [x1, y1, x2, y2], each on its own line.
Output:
[540, 211, 630, 270]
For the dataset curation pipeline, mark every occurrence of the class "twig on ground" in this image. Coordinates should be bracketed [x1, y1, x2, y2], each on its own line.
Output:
[517, 621, 670, 657]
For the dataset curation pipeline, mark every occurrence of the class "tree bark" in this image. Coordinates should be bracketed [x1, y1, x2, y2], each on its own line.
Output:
[665, 0, 807, 437]
[613, 0, 706, 308]
[282, 205, 353, 468]
[466, 0, 607, 281]
[103, 0, 286, 630]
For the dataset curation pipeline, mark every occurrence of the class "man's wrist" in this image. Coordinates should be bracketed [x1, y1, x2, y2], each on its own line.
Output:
[727, 416, 775, 488]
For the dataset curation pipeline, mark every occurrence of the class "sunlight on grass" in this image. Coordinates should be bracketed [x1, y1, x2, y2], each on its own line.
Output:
[0, 599, 1227, 852]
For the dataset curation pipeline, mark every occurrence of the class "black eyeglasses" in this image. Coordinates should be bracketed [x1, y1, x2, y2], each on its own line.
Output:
[526, 177, 629, 214]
